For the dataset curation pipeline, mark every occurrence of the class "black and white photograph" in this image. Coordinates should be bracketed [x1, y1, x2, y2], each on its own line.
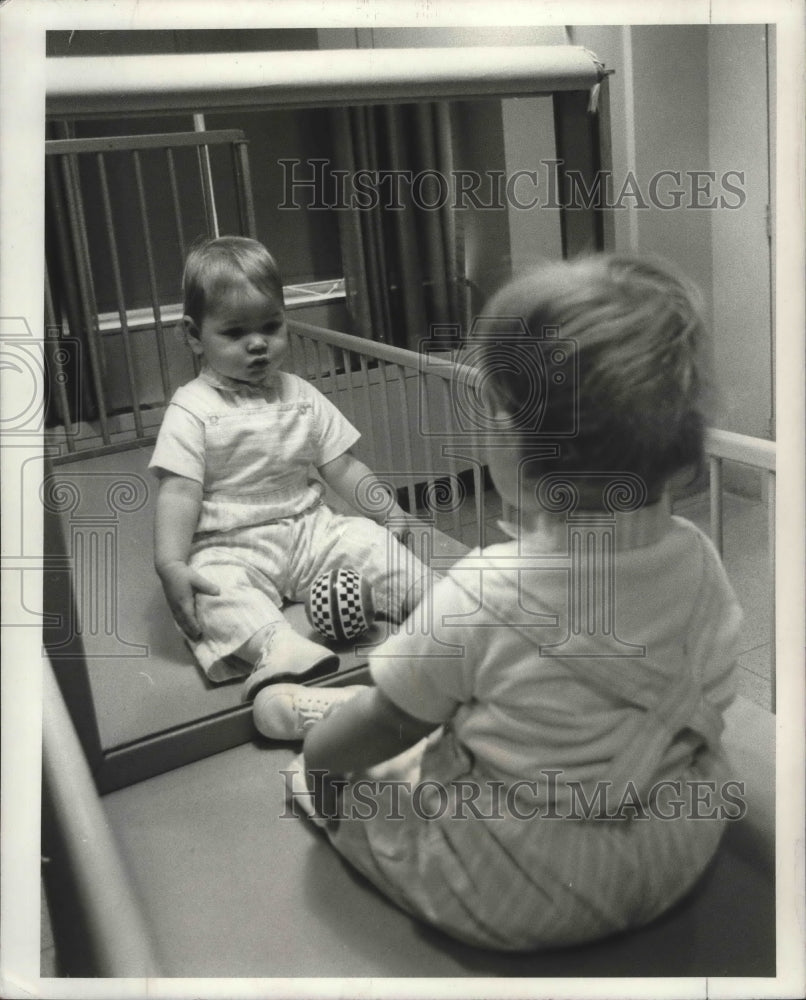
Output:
[0, 1, 804, 997]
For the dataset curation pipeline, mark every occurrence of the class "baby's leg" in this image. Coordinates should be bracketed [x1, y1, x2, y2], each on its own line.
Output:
[188, 546, 337, 694]
[342, 516, 432, 622]
[184, 548, 286, 681]
[294, 506, 432, 624]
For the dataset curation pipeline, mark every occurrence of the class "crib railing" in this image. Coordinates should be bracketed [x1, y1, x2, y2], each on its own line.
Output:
[287, 320, 486, 545]
[704, 427, 776, 708]
[45, 128, 257, 452]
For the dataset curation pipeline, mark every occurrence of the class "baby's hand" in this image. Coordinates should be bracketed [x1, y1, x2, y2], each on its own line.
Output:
[157, 561, 220, 641]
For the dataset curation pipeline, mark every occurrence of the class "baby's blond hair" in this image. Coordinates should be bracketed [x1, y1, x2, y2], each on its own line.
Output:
[473, 253, 708, 498]
[182, 236, 284, 327]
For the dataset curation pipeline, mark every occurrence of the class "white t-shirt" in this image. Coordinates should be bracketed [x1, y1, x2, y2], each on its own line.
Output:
[370, 504, 742, 802]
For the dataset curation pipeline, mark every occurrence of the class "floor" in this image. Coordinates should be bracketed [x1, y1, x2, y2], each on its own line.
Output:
[39, 486, 774, 978]
[41, 881, 56, 978]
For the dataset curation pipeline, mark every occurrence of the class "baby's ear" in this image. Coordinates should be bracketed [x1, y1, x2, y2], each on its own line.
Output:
[182, 315, 203, 355]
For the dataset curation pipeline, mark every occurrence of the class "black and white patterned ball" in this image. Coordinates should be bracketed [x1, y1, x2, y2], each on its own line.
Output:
[306, 567, 375, 641]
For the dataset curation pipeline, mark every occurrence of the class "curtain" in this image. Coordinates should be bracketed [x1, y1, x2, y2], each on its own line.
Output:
[330, 103, 466, 352]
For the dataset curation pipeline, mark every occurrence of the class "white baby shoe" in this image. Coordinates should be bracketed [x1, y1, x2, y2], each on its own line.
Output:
[253, 683, 367, 740]
[242, 629, 339, 702]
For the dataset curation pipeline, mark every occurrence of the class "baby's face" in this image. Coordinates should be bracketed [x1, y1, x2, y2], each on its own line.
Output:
[187, 281, 288, 384]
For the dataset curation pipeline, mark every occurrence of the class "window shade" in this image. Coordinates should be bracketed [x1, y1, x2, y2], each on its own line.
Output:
[47, 45, 606, 117]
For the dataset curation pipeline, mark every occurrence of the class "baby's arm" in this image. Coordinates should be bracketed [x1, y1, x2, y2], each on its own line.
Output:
[318, 451, 409, 526]
[154, 473, 220, 639]
[303, 686, 435, 817]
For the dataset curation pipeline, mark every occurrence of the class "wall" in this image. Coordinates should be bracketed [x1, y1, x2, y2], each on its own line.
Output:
[572, 23, 773, 486]
[631, 26, 715, 324]
[708, 25, 773, 440]
[573, 26, 715, 319]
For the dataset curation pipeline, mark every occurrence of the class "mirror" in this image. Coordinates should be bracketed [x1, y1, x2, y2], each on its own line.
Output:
[42, 32, 605, 790]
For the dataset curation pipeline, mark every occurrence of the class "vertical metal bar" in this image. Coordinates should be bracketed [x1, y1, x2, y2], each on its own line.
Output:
[767, 470, 776, 711]
[132, 149, 172, 400]
[59, 154, 111, 444]
[304, 333, 316, 382]
[302, 335, 318, 384]
[315, 335, 329, 383]
[96, 153, 144, 440]
[472, 461, 486, 548]
[193, 113, 219, 236]
[709, 455, 724, 557]
[287, 329, 302, 378]
[357, 353, 376, 466]
[593, 74, 616, 252]
[453, 359, 485, 544]
[165, 147, 186, 260]
[230, 141, 246, 237]
[233, 139, 257, 238]
[394, 364, 417, 514]
[67, 145, 104, 328]
[44, 267, 77, 452]
[47, 154, 96, 429]
[419, 373, 440, 528]
[552, 90, 605, 258]
[435, 101, 463, 326]
[338, 349, 358, 454]
[619, 27, 640, 252]
[323, 341, 339, 398]
[166, 145, 194, 379]
[376, 358, 396, 480]
[46, 155, 81, 324]
[438, 375, 463, 538]
[307, 335, 320, 384]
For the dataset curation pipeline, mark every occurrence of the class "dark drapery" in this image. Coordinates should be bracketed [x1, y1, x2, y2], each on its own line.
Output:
[330, 103, 466, 352]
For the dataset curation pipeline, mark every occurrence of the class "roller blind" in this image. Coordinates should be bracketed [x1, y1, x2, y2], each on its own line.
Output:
[47, 45, 605, 117]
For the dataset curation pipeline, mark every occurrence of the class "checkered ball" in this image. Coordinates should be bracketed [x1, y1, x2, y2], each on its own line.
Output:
[306, 567, 375, 642]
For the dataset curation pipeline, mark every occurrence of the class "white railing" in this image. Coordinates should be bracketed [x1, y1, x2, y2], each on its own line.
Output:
[704, 428, 776, 708]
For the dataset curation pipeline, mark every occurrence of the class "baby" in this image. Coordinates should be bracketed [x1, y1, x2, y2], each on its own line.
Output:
[257, 253, 744, 951]
[151, 236, 427, 699]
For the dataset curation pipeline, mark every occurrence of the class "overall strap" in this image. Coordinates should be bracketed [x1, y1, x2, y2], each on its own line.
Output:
[170, 379, 232, 420]
[449, 557, 724, 797]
